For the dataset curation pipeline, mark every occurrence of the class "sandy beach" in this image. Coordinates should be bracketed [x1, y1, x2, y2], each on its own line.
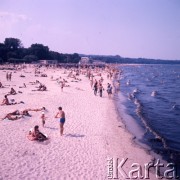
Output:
[0, 65, 158, 180]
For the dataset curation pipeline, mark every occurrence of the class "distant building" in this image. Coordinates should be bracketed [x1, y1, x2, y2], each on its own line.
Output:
[39, 60, 58, 65]
[80, 57, 90, 64]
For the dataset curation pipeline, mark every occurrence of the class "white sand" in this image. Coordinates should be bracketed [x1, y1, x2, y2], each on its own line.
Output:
[0, 66, 157, 179]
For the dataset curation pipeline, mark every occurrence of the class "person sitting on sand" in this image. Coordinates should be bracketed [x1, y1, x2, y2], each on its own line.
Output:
[0, 95, 24, 106]
[41, 74, 47, 77]
[0, 82, 4, 88]
[8, 87, 17, 95]
[28, 125, 47, 141]
[19, 83, 26, 88]
[32, 84, 47, 91]
[38, 84, 47, 91]
[1, 95, 14, 105]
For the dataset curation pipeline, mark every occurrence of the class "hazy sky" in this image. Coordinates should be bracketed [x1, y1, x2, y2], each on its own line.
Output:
[0, 0, 180, 60]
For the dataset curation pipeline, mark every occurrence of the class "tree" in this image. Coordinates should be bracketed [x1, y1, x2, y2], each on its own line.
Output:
[0, 43, 7, 61]
[71, 53, 80, 63]
[29, 44, 50, 60]
[4, 38, 23, 50]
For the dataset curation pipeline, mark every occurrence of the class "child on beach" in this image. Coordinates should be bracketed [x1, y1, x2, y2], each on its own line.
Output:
[40, 112, 47, 127]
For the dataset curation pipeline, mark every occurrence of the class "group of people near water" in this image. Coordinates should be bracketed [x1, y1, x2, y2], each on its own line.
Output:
[1, 69, 67, 143]
[0, 65, 120, 143]
[88, 69, 114, 98]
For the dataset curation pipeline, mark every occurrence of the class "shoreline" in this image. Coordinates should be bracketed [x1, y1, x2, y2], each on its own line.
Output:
[0, 64, 163, 179]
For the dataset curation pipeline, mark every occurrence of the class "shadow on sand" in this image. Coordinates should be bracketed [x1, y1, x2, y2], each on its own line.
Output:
[65, 133, 85, 138]
[45, 126, 58, 130]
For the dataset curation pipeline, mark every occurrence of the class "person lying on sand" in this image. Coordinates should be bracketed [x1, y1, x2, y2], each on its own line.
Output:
[20, 74, 25, 77]
[29, 80, 40, 85]
[27, 107, 46, 112]
[27, 125, 47, 141]
[2, 109, 31, 121]
[1, 109, 31, 121]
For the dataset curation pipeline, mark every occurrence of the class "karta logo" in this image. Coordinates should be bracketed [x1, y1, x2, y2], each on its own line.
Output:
[107, 158, 179, 179]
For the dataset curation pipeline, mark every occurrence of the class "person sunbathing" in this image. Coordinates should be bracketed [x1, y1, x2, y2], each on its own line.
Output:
[0, 82, 4, 88]
[1, 109, 31, 120]
[27, 107, 46, 112]
[27, 125, 47, 141]
[1, 113, 22, 121]
[0, 95, 24, 105]
[20, 74, 25, 77]
[1, 95, 14, 105]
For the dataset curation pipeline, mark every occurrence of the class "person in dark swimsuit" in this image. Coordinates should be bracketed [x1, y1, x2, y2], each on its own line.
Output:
[55, 107, 65, 136]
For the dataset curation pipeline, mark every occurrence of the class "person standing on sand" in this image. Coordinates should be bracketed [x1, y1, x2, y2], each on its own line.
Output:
[107, 83, 113, 98]
[98, 83, 104, 97]
[41, 112, 47, 127]
[9, 72, 12, 81]
[61, 82, 64, 92]
[55, 107, 65, 136]
[93, 80, 98, 96]
[6, 72, 9, 81]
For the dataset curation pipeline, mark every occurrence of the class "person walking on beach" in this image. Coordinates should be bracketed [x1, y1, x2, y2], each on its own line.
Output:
[9, 72, 12, 81]
[55, 107, 65, 136]
[98, 83, 104, 97]
[61, 82, 64, 92]
[93, 80, 98, 96]
[107, 83, 113, 98]
[90, 78, 93, 88]
[6, 72, 9, 81]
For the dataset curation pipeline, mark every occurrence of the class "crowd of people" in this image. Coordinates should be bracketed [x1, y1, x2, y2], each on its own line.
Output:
[0, 65, 120, 143]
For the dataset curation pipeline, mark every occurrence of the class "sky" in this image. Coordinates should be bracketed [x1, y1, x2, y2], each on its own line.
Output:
[0, 0, 180, 60]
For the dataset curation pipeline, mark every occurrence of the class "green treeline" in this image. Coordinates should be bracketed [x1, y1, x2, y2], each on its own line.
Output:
[0, 38, 80, 64]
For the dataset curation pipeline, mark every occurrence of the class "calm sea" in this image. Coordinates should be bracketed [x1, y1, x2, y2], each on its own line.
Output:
[117, 64, 180, 163]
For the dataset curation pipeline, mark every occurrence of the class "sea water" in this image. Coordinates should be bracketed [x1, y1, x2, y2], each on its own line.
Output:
[117, 64, 180, 163]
